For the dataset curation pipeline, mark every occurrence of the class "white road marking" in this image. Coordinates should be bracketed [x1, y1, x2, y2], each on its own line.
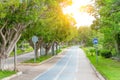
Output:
[33, 51, 68, 80]
[54, 55, 72, 80]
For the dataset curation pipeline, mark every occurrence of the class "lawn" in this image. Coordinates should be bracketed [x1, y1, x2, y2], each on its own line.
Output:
[57, 49, 62, 54]
[10, 46, 33, 57]
[0, 70, 16, 79]
[83, 48, 120, 80]
[24, 49, 63, 63]
[24, 55, 53, 63]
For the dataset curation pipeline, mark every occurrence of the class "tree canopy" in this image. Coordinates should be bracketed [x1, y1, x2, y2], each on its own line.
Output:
[91, 0, 120, 56]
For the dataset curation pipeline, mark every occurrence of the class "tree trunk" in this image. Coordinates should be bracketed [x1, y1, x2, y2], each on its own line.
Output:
[0, 30, 21, 70]
[0, 20, 32, 70]
[56, 43, 58, 55]
[114, 40, 119, 55]
[0, 45, 6, 61]
[35, 48, 39, 58]
[7, 34, 21, 55]
[45, 47, 49, 55]
[58, 43, 61, 50]
[52, 43, 55, 56]
[117, 38, 120, 57]
[44, 43, 51, 56]
[115, 33, 120, 57]
[29, 37, 43, 58]
[40, 44, 42, 56]
[0, 58, 2, 70]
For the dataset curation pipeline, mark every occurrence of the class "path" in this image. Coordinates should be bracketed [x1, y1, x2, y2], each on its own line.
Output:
[10, 46, 104, 80]
[4, 51, 34, 69]
[34, 46, 100, 80]
[4, 47, 45, 69]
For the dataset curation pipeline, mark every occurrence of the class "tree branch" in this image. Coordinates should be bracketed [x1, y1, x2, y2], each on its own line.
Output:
[0, 20, 8, 32]
[0, 30, 6, 45]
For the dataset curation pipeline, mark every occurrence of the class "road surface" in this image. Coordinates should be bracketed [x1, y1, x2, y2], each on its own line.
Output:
[34, 46, 100, 80]
[4, 47, 50, 69]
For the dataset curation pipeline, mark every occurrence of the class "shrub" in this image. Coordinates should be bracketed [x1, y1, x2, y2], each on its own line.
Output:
[100, 49, 112, 58]
[111, 48, 116, 56]
[97, 49, 101, 56]
[89, 47, 95, 56]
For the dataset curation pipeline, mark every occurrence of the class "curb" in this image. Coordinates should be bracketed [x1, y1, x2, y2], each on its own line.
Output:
[38, 48, 68, 65]
[2, 71, 22, 80]
[2, 48, 68, 80]
[33, 48, 69, 80]
[86, 56, 106, 80]
[21, 48, 68, 66]
[90, 64, 106, 80]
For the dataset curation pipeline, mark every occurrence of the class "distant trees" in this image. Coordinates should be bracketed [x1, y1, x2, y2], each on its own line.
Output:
[78, 27, 93, 46]
[77, 26, 103, 47]
[22, 0, 76, 56]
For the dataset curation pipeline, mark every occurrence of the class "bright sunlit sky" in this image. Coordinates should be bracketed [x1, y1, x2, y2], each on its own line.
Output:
[63, 0, 95, 28]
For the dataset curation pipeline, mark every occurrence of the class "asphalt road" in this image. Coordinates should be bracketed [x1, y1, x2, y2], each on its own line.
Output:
[34, 46, 100, 80]
[4, 47, 50, 69]
[9, 46, 104, 80]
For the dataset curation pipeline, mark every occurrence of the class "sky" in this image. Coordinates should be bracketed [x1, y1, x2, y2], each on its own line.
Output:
[63, 0, 95, 28]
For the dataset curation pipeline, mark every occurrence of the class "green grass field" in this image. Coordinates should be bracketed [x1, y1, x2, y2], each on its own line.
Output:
[88, 55, 120, 80]
[0, 70, 16, 79]
[24, 49, 63, 63]
[57, 49, 62, 54]
[24, 55, 52, 63]
[83, 47, 120, 80]
[10, 46, 33, 57]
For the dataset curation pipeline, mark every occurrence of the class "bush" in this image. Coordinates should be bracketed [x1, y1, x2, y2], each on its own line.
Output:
[82, 47, 89, 53]
[100, 49, 112, 58]
[83, 47, 95, 56]
[111, 48, 116, 56]
[89, 47, 95, 56]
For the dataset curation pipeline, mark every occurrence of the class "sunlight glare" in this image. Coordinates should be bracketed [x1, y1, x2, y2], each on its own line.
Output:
[63, 0, 95, 28]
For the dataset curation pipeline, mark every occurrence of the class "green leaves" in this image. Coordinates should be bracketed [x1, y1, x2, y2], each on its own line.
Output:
[0, 0, 78, 59]
[21, 0, 76, 44]
[93, 0, 120, 54]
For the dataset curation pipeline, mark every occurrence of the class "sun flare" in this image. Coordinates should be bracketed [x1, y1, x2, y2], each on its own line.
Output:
[63, 0, 95, 28]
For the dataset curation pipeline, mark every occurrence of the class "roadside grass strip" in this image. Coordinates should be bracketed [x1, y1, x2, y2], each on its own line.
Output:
[0, 70, 16, 79]
[24, 55, 52, 63]
[83, 47, 120, 80]
[24, 49, 63, 63]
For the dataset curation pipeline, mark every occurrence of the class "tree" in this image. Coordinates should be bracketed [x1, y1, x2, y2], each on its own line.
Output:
[0, 0, 45, 70]
[21, 0, 74, 56]
[78, 27, 93, 46]
[94, 0, 120, 56]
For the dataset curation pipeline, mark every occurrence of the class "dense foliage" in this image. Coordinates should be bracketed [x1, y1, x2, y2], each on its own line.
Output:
[88, 0, 120, 58]
[0, 0, 78, 70]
